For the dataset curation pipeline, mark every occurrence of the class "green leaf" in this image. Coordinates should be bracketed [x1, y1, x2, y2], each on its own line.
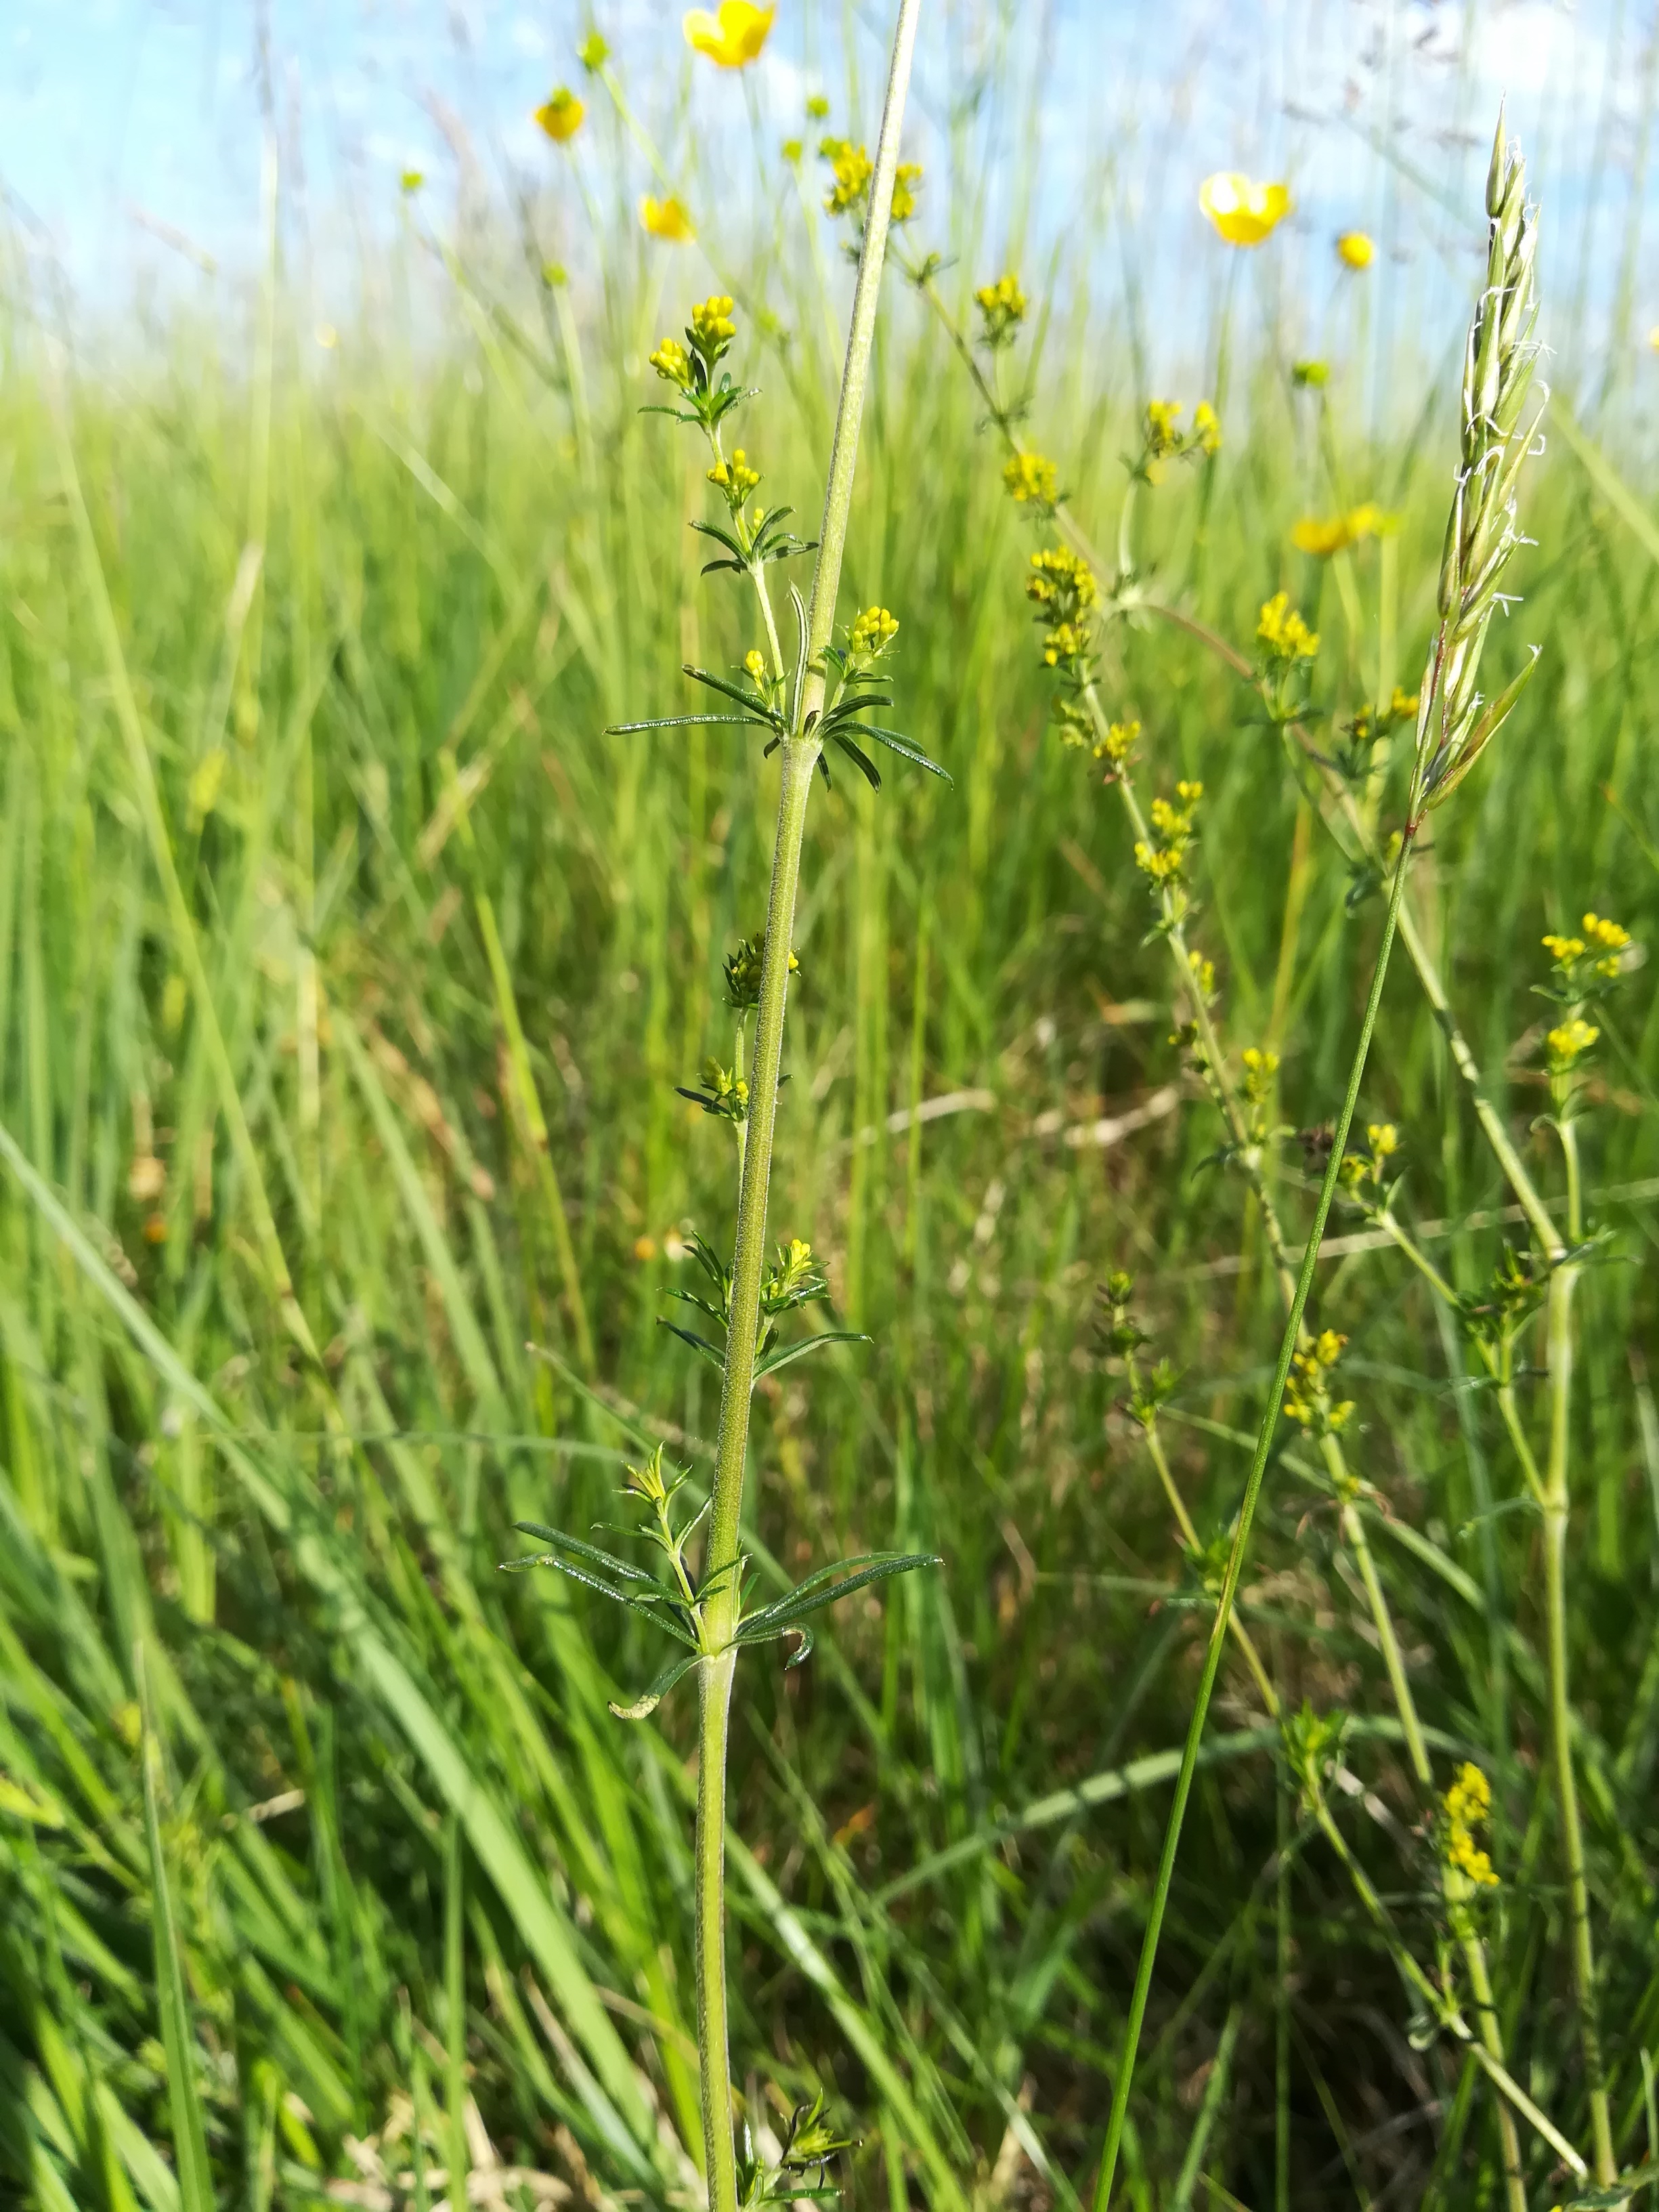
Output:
[141, 1693, 215, 2212]
[657, 1317, 729, 1371]
[846, 724, 952, 783]
[1555, 2174, 1659, 2210]
[740, 1552, 940, 1638]
[682, 662, 785, 727]
[609, 1650, 704, 1722]
[752, 1330, 871, 1381]
[829, 731, 882, 789]
[510, 1524, 661, 1584]
[608, 712, 770, 733]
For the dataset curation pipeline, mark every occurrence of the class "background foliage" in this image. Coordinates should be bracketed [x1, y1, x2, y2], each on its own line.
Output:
[2, 9, 1658, 2206]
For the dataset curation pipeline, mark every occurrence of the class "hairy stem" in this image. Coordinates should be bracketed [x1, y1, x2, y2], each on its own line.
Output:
[693, 11, 922, 2205]
[1092, 828, 1417, 2210]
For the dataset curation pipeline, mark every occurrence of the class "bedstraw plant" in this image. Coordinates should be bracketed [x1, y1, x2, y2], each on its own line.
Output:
[504, 7, 943, 2210]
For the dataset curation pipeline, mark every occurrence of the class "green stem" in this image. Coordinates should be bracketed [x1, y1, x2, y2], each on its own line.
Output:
[1310, 1791, 1587, 2181]
[692, 12, 922, 2207]
[1543, 1112, 1616, 2184]
[1092, 826, 1417, 2212]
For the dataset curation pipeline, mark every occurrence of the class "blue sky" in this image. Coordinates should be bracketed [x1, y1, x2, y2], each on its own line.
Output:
[5, 1, 1655, 387]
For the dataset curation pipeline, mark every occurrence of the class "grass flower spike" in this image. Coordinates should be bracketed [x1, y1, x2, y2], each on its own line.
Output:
[1096, 114, 1547, 2209]
[1407, 117, 1545, 822]
[684, 1, 776, 66]
[1199, 172, 1293, 244]
[534, 86, 585, 141]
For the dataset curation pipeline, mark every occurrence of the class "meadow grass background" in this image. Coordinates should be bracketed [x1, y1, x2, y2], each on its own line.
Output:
[3, 6, 1659, 2207]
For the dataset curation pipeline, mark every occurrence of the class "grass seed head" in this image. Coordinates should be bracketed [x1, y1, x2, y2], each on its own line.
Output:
[1412, 113, 1546, 819]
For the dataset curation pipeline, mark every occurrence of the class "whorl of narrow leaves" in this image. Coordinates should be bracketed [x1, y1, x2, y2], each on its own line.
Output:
[1412, 113, 1546, 820]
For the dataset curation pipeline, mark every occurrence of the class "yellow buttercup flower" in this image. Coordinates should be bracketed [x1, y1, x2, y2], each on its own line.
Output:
[641, 195, 695, 242]
[534, 87, 585, 143]
[684, 1, 776, 67]
[1199, 173, 1292, 247]
[1291, 501, 1394, 558]
[1337, 230, 1375, 270]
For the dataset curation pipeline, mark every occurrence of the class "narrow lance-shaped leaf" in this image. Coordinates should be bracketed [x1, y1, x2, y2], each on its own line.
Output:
[141, 1690, 216, 2212]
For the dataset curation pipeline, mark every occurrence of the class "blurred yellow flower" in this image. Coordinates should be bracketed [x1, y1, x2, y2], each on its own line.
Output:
[1337, 230, 1375, 269]
[641, 195, 695, 242]
[400, 169, 425, 193]
[535, 87, 585, 142]
[1199, 173, 1291, 246]
[685, 1, 776, 66]
[1291, 501, 1396, 557]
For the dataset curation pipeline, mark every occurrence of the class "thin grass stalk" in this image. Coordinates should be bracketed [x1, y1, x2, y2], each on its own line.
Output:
[1084, 668, 1529, 2198]
[1091, 830, 1416, 2211]
[693, 10, 923, 2205]
[1543, 1104, 1616, 2182]
[1094, 114, 1544, 2205]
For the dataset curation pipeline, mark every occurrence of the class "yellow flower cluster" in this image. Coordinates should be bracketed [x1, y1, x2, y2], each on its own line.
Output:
[849, 604, 900, 658]
[1005, 450, 1058, 506]
[1027, 547, 1096, 616]
[1547, 1016, 1599, 1073]
[1443, 1763, 1499, 1888]
[1545, 911, 1632, 983]
[744, 649, 768, 685]
[1285, 1327, 1355, 1435]
[1145, 400, 1183, 459]
[1291, 501, 1394, 558]
[1141, 399, 1221, 477]
[534, 87, 585, 142]
[1096, 717, 1139, 769]
[1257, 591, 1319, 664]
[725, 935, 799, 1009]
[1348, 687, 1419, 746]
[767, 1237, 816, 1301]
[1339, 1121, 1400, 1202]
[891, 161, 923, 224]
[1240, 1044, 1278, 1107]
[649, 337, 692, 387]
[708, 448, 760, 503]
[1337, 230, 1375, 270]
[1188, 948, 1217, 1002]
[1135, 782, 1203, 885]
[691, 294, 737, 355]
[821, 137, 874, 215]
[974, 272, 1028, 347]
[1026, 549, 1100, 746]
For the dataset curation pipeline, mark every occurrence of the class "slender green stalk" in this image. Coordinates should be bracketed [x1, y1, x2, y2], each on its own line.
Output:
[1092, 826, 1418, 2211]
[1543, 1104, 1616, 2183]
[1306, 1784, 1587, 2182]
[1088, 616, 1528, 2203]
[693, 11, 923, 2206]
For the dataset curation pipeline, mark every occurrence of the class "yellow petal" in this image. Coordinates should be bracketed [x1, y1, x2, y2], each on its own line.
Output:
[685, 1, 776, 66]
[1292, 516, 1350, 557]
[1199, 172, 1292, 246]
[640, 194, 696, 242]
[534, 88, 585, 142]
